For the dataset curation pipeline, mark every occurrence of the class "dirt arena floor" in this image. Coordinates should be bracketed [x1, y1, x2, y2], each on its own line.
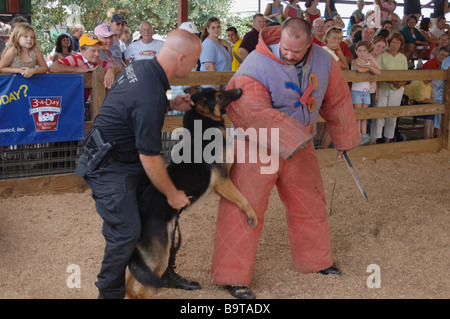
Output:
[0, 150, 448, 300]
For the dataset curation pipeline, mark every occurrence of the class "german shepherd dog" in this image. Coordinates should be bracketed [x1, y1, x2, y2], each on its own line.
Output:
[125, 87, 257, 299]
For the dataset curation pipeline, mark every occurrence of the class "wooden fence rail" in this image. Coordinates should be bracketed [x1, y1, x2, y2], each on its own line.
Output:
[0, 67, 448, 197]
[77, 67, 450, 171]
[163, 69, 450, 153]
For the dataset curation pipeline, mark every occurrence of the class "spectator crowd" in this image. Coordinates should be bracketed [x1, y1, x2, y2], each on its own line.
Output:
[0, 1, 449, 142]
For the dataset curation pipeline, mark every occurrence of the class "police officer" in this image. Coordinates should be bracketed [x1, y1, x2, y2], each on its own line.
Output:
[76, 29, 202, 299]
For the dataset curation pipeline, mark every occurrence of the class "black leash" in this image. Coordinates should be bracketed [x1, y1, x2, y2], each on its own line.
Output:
[171, 195, 197, 255]
[171, 215, 182, 255]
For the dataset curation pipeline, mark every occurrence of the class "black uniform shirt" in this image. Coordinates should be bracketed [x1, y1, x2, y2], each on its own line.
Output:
[91, 59, 170, 163]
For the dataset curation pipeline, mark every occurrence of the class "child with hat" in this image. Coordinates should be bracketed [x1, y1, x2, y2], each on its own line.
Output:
[49, 33, 105, 119]
[49, 32, 104, 73]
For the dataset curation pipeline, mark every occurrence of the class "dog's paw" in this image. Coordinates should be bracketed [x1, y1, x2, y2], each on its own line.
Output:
[239, 201, 257, 228]
[243, 205, 258, 228]
[248, 216, 258, 228]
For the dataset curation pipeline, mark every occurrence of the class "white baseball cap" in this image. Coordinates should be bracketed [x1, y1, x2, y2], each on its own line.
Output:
[132, 31, 141, 42]
[179, 22, 199, 34]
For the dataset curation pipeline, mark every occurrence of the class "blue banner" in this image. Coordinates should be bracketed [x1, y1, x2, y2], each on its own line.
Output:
[0, 73, 85, 147]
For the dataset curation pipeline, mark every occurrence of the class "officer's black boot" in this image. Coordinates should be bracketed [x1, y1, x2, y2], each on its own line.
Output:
[161, 249, 201, 290]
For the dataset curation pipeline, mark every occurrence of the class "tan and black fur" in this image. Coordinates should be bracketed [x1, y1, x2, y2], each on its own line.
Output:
[125, 87, 257, 299]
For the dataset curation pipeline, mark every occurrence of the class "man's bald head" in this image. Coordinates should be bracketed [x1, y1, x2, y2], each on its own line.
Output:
[157, 29, 202, 79]
[282, 17, 313, 41]
[159, 29, 201, 59]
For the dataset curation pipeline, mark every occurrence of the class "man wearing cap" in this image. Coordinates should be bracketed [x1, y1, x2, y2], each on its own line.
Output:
[94, 24, 123, 89]
[124, 21, 164, 62]
[49, 33, 104, 118]
[49, 33, 103, 73]
[76, 29, 203, 299]
[109, 13, 128, 64]
[179, 21, 200, 35]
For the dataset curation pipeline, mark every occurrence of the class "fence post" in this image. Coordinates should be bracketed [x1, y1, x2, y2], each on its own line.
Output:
[90, 67, 105, 120]
[443, 68, 450, 150]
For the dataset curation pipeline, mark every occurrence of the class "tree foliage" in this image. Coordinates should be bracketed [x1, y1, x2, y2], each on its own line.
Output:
[31, 0, 256, 55]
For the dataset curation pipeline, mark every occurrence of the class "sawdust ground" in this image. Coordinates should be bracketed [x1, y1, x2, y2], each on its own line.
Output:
[0, 150, 449, 300]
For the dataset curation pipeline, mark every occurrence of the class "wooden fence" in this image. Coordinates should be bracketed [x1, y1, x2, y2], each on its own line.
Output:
[168, 69, 450, 167]
[0, 67, 448, 198]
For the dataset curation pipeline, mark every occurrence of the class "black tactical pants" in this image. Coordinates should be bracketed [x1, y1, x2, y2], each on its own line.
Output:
[83, 160, 150, 299]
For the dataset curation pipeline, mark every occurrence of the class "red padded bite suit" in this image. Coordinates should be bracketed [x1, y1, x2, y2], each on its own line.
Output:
[211, 25, 360, 286]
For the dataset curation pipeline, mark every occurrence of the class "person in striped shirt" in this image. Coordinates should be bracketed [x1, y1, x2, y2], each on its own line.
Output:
[49, 33, 104, 118]
[50, 32, 103, 73]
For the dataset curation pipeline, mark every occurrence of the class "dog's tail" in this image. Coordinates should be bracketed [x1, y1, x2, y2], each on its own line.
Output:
[128, 249, 164, 288]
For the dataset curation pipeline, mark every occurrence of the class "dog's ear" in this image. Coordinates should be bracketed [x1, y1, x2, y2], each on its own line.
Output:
[184, 86, 202, 96]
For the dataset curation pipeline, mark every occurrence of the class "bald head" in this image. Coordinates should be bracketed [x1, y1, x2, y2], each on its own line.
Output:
[282, 17, 313, 40]
[161, 29, 201, 54]
[157, 29, 202, 80]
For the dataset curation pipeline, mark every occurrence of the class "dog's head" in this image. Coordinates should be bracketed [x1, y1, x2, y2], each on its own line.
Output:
[183, 87, 242, 122]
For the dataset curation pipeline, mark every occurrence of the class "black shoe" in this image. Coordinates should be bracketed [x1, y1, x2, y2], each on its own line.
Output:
[161, 266, 201, 290]
[227, 285, 255, 299]
[319, 265, 341, 275]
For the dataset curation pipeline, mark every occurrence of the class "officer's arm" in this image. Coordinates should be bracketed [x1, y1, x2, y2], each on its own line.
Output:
[139, 154, 190, 210]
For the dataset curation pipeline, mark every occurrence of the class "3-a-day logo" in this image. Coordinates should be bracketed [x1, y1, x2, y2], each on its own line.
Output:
[28, 97, 62, 132]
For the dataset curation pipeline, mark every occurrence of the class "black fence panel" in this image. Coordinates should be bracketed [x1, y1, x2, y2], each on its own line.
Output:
[0, 132, 179, 180]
